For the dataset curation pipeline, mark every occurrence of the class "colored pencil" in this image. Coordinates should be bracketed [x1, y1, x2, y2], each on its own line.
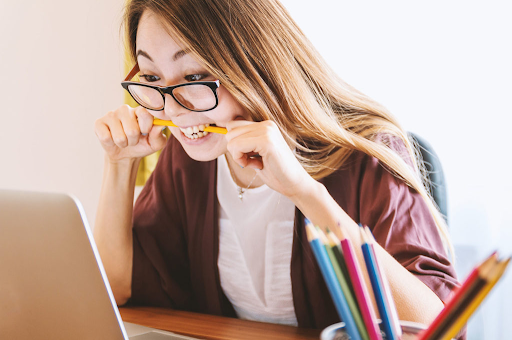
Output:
[328, 228, 383, 340]
[325, 229, 354, 295]
[364, 227, 402, 338]
[304, 219, 362, 340]
[153, 119, 227, 134]
[440, 257, 510, 340]
[360, 226, 398, 340]
[318, 228, 369, 340]
[416, 252, 498, 340]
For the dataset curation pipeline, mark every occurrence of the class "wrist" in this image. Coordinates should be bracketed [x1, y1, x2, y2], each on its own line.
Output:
[105, 155, 141, 171]
[104, 155, 141, 186]
[289, 176, 325, 208]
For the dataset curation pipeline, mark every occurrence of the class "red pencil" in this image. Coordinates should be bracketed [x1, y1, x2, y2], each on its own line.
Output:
[329, 227, 382, 340]
[416, 252, 498, 340]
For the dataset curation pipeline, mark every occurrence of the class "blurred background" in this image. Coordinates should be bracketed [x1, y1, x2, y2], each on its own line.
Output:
[0, 0, 510, 338]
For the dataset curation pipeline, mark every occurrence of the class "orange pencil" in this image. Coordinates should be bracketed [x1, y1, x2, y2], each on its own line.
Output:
[153, 119, 227, 134]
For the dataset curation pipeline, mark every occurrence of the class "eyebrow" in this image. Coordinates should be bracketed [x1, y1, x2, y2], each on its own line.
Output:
[135, 49, 189, 63]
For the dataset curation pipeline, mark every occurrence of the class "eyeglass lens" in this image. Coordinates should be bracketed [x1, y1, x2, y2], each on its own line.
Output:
[127, 84, 216, 111]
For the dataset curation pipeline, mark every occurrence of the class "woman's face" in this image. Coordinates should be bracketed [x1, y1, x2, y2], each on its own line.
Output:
[135, 10, 249, 161]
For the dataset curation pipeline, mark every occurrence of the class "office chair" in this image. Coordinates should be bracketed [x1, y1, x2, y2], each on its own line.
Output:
[408, 133, 448, 223]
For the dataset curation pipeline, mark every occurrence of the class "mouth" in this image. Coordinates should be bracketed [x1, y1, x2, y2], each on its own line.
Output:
[179, 124, 222, 139]
[178, 123, 212, 140]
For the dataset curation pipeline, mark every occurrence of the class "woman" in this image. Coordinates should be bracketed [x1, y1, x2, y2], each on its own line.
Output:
[93, 0, 459, 330]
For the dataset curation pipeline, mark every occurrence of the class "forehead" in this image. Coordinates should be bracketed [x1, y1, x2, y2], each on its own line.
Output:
[135, 10, 184, 62]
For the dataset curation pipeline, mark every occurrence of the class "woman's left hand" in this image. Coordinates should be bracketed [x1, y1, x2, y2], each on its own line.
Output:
[225, 119, 317, 199]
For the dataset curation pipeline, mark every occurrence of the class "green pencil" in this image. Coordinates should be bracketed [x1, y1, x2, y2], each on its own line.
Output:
[316, 227, 369, 340]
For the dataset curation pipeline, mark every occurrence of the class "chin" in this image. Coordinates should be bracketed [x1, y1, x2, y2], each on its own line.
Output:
[183, 149, 220, 162]
[172, 129, 224, 162]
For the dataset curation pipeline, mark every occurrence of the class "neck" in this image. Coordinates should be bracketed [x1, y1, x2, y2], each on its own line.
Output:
[224, 152, 264, 188]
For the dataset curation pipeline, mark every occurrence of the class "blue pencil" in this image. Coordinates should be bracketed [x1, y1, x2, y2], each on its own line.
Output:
[305, 219, 362, 340]
[365, 226, 402, 338]
[359, 226, 398, 340]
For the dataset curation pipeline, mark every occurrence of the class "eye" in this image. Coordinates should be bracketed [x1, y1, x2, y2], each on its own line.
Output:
[184, 74, 208, 82]
[139, 74, 160, 82]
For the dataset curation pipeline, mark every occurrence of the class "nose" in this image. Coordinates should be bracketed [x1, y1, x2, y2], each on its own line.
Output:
[163, 93, 189, 119]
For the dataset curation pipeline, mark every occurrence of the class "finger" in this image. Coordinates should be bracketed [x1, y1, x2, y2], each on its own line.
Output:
[120, 110, 141, 147]
[147, 125, 168, 151]
[226, 120, 256, 135]
[245, 157, 263, 170]
[225, 120, 278, 144]
[227, 136, 263, 167]
[226, 119, 254, 130]
[107, 118, 128, 148]
[134, 106, 154, 135]
[94, 119, 115, 148]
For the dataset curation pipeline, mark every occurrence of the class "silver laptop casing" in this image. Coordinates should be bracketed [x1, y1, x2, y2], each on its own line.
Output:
[0, 190, 199, 340]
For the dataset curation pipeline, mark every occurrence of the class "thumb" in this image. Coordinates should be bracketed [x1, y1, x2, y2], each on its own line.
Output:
[147, 125, 168, 151]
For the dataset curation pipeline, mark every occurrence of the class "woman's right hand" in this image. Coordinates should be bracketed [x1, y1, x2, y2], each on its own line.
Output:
[94, 104, 168, 163]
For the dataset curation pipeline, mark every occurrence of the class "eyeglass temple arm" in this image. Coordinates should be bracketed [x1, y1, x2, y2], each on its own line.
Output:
[124, 63, 140, 81]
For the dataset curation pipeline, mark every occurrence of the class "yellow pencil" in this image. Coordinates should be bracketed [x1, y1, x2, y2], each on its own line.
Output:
[440, 257, 510, 340]
[153, 119, 227, 134]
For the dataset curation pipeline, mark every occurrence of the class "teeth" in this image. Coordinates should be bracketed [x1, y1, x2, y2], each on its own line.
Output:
[179, 124, 213, 140]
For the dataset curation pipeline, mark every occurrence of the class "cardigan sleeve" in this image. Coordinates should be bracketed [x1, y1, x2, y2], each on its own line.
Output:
[127, 139, 196, 311]
[356, 138, 459, 304]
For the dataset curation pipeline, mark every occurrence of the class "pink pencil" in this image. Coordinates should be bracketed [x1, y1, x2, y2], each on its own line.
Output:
[330, 226, 382, 340]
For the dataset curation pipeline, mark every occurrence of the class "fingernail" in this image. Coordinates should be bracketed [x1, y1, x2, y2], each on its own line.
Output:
[240, 165, 244, 168]
[141, 133, 148, 136]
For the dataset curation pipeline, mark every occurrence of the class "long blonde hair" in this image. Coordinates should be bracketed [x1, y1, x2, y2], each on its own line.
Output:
[124, 0, 453, 258]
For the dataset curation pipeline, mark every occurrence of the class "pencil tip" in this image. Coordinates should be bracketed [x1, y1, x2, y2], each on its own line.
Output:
[359, 225, 368, 243]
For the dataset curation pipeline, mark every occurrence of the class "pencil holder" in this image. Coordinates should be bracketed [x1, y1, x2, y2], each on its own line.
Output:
[320, 320, 456, 340]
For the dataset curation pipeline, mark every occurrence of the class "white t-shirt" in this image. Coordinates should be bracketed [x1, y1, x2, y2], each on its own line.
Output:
[216, 154, 298, 326]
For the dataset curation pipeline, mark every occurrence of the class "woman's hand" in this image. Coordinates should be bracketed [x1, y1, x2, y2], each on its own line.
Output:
[225, 119, 318, 200]
[94, 105, 167, 163]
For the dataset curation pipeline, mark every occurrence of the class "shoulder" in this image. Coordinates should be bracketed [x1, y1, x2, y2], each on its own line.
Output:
[321, 134, 414, 196]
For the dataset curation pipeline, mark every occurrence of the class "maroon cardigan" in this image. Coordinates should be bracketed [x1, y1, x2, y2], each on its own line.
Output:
[128, 136, 459, 329]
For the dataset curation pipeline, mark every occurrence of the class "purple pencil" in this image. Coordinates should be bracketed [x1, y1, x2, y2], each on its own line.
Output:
[328, 227, 382, 340]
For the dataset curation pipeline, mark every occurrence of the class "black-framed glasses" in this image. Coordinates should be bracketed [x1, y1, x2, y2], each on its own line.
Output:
[121, 63, 220, 112]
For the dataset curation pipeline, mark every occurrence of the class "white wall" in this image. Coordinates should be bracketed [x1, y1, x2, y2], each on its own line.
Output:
[278, 0, 511, 338]
[1, 0, 510, 338]
[0, 0, 125, 226]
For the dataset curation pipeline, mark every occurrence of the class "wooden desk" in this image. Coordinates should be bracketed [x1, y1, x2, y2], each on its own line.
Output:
[119, 306, 321, 340]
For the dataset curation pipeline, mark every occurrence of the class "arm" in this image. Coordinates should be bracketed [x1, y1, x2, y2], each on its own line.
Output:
[93, 157, 140, 305]
[93, 104, 167, 305]
[291, 181, 445, 324]
[225, 120, 453, 325]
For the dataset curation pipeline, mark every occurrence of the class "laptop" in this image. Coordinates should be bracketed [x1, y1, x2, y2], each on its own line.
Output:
[0, 189, 201, 340]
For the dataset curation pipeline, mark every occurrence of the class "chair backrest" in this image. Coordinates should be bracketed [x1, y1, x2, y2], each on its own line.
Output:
[408, 133, 448, 223]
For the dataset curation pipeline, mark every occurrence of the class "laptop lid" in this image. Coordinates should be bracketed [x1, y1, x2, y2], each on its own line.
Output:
[0, 190, 128, 339]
